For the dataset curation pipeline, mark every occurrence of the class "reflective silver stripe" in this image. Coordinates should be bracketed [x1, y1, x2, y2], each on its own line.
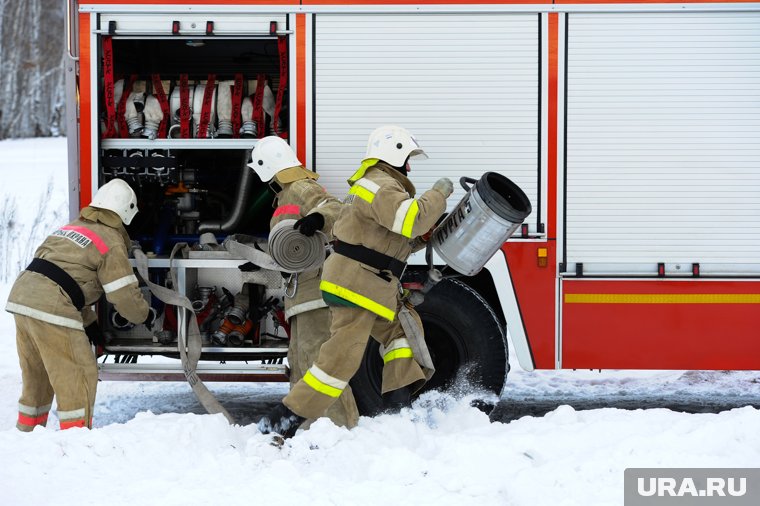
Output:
[392, 198, 415, 235]
[5, 302, 83, 330]
[355, 177, 380, 194]
[315, 198, 331, 209]
[384, 337, 412, 353]
[19, 403, 52, 416]
[102, 274, 138, 294]
[308, 365, 348, 390]
[284, 299, 328, 320]
[57, 407, 86, 421]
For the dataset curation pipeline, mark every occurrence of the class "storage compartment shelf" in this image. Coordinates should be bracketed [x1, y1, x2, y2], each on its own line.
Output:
[102, 139, 258, 150]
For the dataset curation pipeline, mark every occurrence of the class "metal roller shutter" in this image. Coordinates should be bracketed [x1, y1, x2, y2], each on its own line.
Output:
[566, 13, 760, 276]
[315, 14, 540, 230]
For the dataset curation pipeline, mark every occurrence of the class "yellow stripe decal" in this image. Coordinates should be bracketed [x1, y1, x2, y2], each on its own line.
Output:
[303, 371, 343, 398]
[383, 348, 414, 364]
[565, 294, 760, 304]
[349, 185, 375, 203]
[401, 200, 419, 238]
[320, 280, 396, 321]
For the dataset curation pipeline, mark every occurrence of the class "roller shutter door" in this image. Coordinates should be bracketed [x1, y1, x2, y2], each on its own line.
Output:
[315, 14, 540, 231]
[565, 13, 760, 275]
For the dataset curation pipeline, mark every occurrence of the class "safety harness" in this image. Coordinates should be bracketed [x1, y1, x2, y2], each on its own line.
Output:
[26, 258, 85, 311]
[332, 240, 406, 279]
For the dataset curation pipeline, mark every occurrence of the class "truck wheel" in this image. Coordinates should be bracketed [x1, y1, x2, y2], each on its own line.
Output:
[349, 278, 508, 416]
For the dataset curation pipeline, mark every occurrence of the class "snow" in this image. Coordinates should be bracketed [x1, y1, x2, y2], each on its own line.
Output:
[1, 137, 759, 505]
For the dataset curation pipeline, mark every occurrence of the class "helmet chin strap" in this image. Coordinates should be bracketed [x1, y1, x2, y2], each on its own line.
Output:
[392, 157, 411, 175]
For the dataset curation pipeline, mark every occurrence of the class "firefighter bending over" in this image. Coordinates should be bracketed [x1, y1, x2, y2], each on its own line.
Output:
[5, 178, 153, 431]
[259, 125, 454, 437]
[248, 136, 360, 430]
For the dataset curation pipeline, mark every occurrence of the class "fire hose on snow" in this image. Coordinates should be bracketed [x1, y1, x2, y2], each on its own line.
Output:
[133, 244, 235, 424]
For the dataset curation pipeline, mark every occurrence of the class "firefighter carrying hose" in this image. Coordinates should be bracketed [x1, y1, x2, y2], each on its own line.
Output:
[248, 136, 360, 430]
[5, 179, 153, 431]
[259, 126, 454, 437]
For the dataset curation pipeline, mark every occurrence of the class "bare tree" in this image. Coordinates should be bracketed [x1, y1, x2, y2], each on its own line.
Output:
[0, 0, 66, 139]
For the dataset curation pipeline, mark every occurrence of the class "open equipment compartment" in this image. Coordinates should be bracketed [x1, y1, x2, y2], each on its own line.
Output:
[91, 14, 293, 375]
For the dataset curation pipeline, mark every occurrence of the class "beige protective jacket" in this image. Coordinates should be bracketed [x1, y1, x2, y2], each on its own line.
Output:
[6, 207, 150, 330]
[320, 160, 447, 321]
[269, 171, 342, 320]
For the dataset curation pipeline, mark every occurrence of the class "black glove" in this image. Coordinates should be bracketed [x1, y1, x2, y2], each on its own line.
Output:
[84, 322, 105, 347]
[238, 262, 261, 272]
[293, 213, 324, 237]
[143, 308, 157, 331]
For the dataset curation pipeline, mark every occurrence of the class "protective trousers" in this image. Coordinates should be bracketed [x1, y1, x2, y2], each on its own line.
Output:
[14, 315, 97, 431]
[284, 304, 426, 420]
[289, 308, 359, 429]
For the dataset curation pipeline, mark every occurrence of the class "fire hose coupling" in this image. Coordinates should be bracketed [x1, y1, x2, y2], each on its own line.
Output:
[211, 304, 253, 346]
[216, 80, 235, 138]
[239, 97, 257, 138]
[111, 307, 157, 331]
[125, 80, 147, 137]
[141, 95, 164, 140]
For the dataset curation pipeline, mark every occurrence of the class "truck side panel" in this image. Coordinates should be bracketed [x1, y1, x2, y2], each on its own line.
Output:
[562, 279, 760, 369]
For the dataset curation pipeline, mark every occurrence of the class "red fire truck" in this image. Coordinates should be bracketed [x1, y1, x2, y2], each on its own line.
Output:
[64, 0, 760, 415]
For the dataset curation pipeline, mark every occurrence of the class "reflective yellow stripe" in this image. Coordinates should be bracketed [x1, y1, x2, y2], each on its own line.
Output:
[349, 184, 375, 203]
[383, 348, 414, 364]
[303, 370, 343, 398]
[565, 293, 760, 304]
[348, 158, 380, 183]
[320, 280, 396, 321]
[401, 200, 419, 238]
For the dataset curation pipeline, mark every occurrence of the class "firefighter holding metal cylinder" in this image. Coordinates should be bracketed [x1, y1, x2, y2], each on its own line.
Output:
[248, 136, 360, 430]
[259, 126, 454, 437]
[5, 179, 153, 431]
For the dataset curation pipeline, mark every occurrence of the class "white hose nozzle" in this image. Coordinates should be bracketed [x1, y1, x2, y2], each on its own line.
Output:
[142, 95, 164, 140]
[125, 91, 145, 137]
[216, 80, 234, 138]
[239, 97, 257, 138]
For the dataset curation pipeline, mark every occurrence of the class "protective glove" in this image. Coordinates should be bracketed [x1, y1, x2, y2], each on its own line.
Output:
[432, 178, 454, 198]
[143, 308, 158, 331]
[84, 322, 105, 347]
[238, 262, 261, 272]
[293, 213, 325, 237]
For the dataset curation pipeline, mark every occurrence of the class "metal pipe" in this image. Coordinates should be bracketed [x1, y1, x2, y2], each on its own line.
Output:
[198, 152, 254, 233]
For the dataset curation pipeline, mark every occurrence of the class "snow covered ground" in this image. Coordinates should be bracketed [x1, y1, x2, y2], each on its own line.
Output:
[0, 137, 759, 506]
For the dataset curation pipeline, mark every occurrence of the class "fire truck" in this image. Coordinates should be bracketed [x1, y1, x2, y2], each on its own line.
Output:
[64, 0, 760, 416]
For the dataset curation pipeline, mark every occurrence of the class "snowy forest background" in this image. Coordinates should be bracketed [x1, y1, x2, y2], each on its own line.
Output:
[0, 0, 66, 139]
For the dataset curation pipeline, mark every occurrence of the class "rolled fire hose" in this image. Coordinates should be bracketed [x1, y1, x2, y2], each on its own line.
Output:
[223, 235, 282, 271]
[397, 304, 435, 383]
[267, 219, 327, 273]
[133, 245, 234, 424]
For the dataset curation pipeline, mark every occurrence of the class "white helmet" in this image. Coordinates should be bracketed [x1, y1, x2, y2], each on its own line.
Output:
[90, 178, 139, 225]
[248, 136, 302, 182]
[365, 125, 428, 168]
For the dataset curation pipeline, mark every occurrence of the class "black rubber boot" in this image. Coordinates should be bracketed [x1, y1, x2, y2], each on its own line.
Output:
[257, 402, 306, 439]
[382, 386, 412, 414]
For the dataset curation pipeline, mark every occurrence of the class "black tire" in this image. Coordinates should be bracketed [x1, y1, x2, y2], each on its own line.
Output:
[349, 278, 508, 416]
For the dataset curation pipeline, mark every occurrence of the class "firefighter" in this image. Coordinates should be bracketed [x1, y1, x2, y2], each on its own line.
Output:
[5, 178, 153, 431]
[248, 136, 360, 430]
[258, 125, 454, 437]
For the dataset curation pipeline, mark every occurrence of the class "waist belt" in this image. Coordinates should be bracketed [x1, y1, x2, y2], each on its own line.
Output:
[26, 258, 85, 311]
[332, 241, 406, 278]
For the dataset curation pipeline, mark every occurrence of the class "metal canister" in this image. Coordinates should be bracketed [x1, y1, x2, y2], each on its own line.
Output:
[432, 172, 532, 276]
